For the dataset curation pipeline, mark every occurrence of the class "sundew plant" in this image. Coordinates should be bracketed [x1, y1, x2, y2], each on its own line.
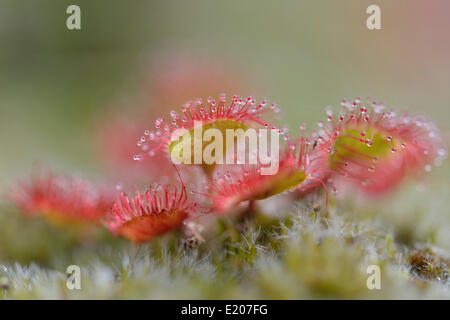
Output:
[2, 88, 449, 299]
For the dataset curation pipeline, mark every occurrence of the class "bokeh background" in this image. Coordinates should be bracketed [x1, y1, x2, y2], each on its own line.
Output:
[1, 0, 449, 187]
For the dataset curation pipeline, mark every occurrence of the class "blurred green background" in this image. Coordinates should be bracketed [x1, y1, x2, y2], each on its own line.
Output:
[1, 0, 449, 187]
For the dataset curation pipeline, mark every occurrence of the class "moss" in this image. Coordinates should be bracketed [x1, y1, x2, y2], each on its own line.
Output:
[410, 249, 449, 284]
[1, 194, 450, 299]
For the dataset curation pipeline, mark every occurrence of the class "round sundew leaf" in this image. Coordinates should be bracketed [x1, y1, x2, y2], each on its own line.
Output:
[330, 127, 393, 169]
[168, 120, 251, 165]
[253, 169, 308, 200]
[139, 95, 279, 176]
[213, 166, 308, 213]
[117, 210, 188, 243]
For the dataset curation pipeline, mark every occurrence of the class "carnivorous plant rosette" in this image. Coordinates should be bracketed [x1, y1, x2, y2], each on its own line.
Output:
[314, 97, 447, 195]
[210, 128, 329, 214]
[8, 169, 115, 228]
[105, 172, 199, 243]
[134, 94, 281, 176]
